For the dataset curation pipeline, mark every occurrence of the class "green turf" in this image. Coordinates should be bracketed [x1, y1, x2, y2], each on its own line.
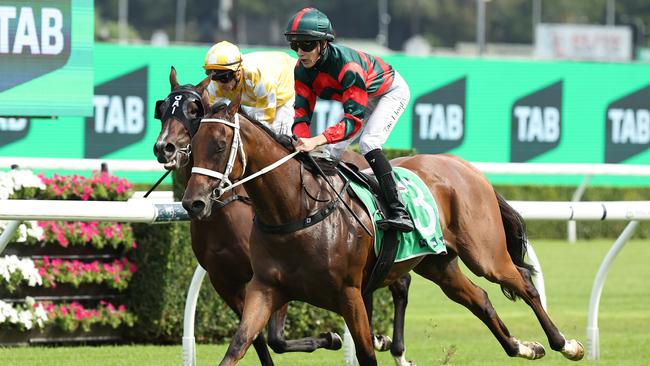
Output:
[1, 239, 649, 365]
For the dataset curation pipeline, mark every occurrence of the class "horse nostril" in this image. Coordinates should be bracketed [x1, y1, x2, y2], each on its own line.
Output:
[164, 143, 176, 154]
[182, 199, 206, 217]
[191, 200, 206, 214]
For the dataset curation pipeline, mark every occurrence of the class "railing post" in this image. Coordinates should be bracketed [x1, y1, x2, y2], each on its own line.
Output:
[568, 175, 592, 243]
[587, 220, 638, 360]
[182, 265, 207, 366]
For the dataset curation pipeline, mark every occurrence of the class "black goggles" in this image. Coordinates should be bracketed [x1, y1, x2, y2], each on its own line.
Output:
[207, 70, 237, 83]
[290, 40, 319, 52]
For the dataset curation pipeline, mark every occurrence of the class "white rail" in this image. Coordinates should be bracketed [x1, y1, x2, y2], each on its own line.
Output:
[0, 199, 646, 362]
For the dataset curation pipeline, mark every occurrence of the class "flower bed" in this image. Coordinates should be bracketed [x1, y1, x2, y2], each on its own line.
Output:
[0, 169, 137, 344]
[0, 297, 134, 333]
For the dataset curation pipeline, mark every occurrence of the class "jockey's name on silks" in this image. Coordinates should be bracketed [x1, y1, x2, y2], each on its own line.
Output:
[349, 167, 447, 262]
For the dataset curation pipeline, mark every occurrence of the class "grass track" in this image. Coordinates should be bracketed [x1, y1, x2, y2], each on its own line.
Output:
[1, 239, 649, 365]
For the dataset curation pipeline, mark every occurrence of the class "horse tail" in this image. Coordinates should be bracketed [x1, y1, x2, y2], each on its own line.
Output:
[495, 191, 536, 301]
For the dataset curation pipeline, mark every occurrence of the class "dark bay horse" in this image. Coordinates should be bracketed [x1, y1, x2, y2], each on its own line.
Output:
[182, 97, 585, 366]
[153, 68, 413, 365]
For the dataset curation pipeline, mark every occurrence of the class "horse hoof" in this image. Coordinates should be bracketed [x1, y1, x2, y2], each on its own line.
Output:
[562, 339, 585, 361]
[320, 332, 343, 350]
[393, 354, 416, 366]
[373, 334, 392, 352]
[518, 340, 546, 360]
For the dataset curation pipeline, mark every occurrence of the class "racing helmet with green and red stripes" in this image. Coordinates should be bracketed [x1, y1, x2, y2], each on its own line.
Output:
[285, 7, 335, 42]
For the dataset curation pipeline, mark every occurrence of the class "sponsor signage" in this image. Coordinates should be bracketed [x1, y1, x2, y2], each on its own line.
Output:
[411, 77, 466, 154]
[2, 44, 650, 185]
[605, 85, 650, 163]
[510, 81, 562, 162]
[535, 23, 632, 62]
[0, 0, 93, 116]
[84, 67, 148, 158]
[0, 116, 30, 148]
[0, 1, 71, 92]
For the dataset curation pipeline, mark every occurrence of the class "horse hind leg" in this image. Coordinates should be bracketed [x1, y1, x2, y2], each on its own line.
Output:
[487, 193, 584, 360]
[495, 263, 584, 361]
[413, 254, 546, 360]
[267, 303, 342, 353]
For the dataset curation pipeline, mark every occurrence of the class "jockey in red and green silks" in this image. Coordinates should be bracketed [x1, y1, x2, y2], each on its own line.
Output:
[286, 7, 414, 233]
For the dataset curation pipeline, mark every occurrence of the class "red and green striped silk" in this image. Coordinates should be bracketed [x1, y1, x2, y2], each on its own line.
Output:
[292, 43, 395, 143]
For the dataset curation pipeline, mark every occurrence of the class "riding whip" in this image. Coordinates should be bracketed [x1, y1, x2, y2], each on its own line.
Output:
[143, 169, 172, 198]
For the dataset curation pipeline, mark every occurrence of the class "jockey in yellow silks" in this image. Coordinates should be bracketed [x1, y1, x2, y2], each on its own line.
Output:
[203, 41, 297, 135]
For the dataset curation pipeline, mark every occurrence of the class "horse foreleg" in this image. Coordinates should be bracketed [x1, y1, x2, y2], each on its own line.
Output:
[219, 280, 282, 366]
[267, 303, 343, 353]
[208, 275, 274, 366]
[387, 273, 414, 366]
[340, 286, 377, 366]
[414, 255, 545, 360]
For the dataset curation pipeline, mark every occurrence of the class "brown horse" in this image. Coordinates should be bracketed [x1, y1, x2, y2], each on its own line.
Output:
[153, 68, 413, 365]
[182, 96, 585, 366]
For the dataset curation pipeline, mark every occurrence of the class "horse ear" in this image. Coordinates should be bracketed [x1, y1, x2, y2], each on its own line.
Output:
[195, 74, 211, 94]
[170, 66, 180, 91]
[226, 91, 242, 119]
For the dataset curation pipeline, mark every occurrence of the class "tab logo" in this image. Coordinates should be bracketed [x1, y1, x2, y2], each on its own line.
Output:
[510, 81, 562, 162]
[84, 67, 147, 158]
[0, 117, 30, 147]
[605, 85, 650, 163]
[411, 77, 466, 154]
[0, 1, 71, 92]
[309, 99, 344, 136]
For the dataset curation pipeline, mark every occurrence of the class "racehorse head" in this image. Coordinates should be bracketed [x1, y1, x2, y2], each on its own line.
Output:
[182, 94, 247, 219]
[153, 66, 211, 170]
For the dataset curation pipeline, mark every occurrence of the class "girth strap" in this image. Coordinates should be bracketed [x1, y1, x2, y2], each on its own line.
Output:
[362, 229, 399, 299]
[254, 180, 350, 235]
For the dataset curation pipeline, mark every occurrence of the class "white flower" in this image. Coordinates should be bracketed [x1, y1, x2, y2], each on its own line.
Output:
[0, 298, 48, 329]
[0, 169, 44, 200]
[0, 255, 43, 287]
[33, 303, 48, 328]
[18, 310, 33, 330]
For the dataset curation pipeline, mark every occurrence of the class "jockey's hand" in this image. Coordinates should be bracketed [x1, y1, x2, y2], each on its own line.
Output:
[294, 135, 327, 153]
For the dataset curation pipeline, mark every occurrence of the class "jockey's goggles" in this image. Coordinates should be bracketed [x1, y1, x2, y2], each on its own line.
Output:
[207, 69, 237, 83]
[290, 40, 319, 52]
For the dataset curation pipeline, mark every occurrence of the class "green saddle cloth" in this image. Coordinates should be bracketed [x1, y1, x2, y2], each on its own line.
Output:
[348, 167, 447, 262]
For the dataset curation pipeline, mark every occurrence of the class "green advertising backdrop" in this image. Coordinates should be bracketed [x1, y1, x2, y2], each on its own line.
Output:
[0, 0, 93, 116]
[1, 43, 649, 185]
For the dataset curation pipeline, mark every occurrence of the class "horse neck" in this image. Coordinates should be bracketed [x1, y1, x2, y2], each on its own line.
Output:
[238, 119, 305, 226]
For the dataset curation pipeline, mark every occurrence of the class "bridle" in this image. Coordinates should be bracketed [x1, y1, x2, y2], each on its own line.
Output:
[191, 114, 298, 201]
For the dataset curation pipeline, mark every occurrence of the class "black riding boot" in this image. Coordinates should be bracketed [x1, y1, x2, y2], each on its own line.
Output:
[365, 149, 414, 233]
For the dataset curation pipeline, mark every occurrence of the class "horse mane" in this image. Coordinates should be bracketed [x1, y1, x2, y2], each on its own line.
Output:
[236, 109, 296, 152]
